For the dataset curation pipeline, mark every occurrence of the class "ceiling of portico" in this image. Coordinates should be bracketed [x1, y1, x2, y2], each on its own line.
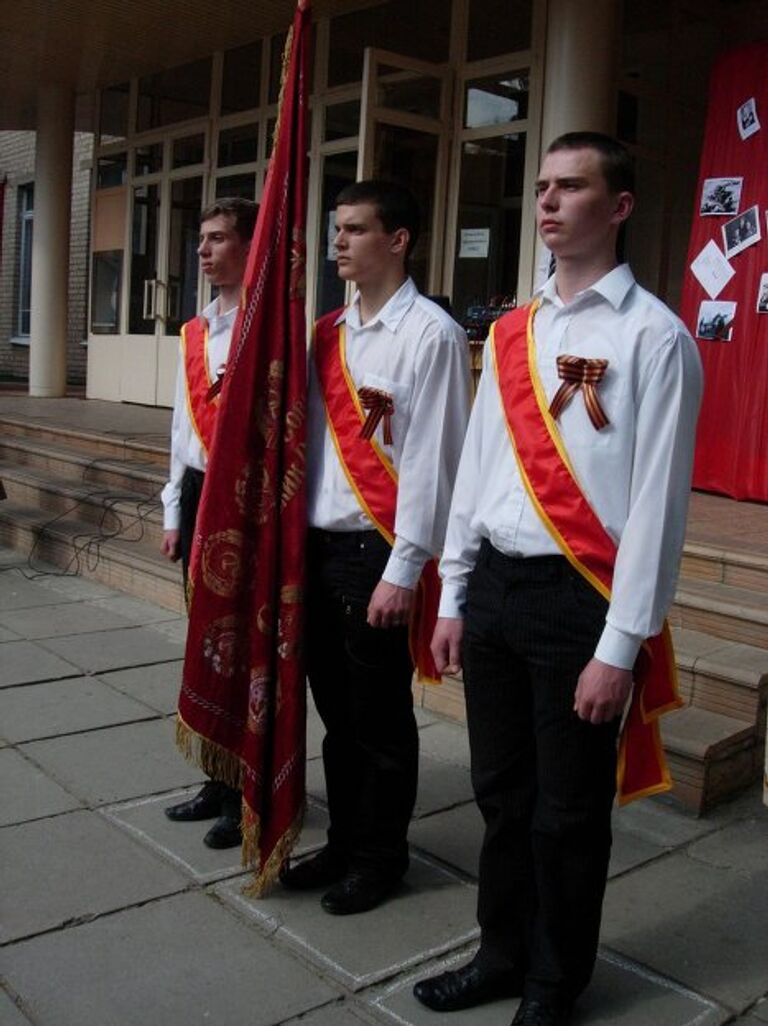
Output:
[0, 0, 378, 130]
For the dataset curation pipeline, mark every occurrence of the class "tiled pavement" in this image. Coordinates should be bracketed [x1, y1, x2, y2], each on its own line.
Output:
[1, 546, 767, 1026]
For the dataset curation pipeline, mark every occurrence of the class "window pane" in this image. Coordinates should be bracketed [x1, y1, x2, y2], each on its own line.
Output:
[99, 83, 129, 144]
[133, 143, 163, 177]
[466, 0, 532, 60]
[215, 173, 258, 200]
[328, 0, 450, 88]
[222, 41, 262, 114]
[172, 133, 205, 169]
[465, 73, 529, 129]
[167, 178, 204, 337]
[137, 57, 211, 131]
[91, 251, 123, 334]
[324, 100, 360, 142]
[128, 184, 160, 333]
[451, 134, 527, 332]
[217, 124, 259, 167]
[97, 153, 127, 189]
[316, 151, 357, 316]
[378, 67, 441, 120]
[17, 184, 34, 336]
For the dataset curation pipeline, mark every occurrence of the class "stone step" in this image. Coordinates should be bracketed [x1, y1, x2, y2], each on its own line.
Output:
[0, 436, 167, 499]
[670, 578, 768, 650]
[0, 413, 168, 467]
[0, 462, 166, 549]
[660, 705, 760, 814]
[672, 628, 768, 733]
[0, 502, 184, 614]
[680, 541, 768, 595]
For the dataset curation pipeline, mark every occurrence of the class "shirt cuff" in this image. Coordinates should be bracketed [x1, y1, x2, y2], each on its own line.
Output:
[437, 581, 466, 619]
[382, 551, 424, 590]
[163, 506, 181, 531]
[594, 623, 644, 670]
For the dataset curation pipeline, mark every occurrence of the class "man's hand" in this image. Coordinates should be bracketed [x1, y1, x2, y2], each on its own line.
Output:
[161, 529, 181, 562]
[574, 657, 633, 724]
[367, 580, 413, 628]
[431, 616, 464, 675]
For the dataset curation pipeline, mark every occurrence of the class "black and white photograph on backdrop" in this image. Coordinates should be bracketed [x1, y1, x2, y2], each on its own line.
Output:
[737, 96, 761, 140]
[700, 176, 743, 215]
[697, 300, 737, 341]
[757, 272, 768, 313]
[722, 205, 761, 257]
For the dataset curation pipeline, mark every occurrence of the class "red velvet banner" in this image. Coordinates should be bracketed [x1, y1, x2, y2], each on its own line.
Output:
[176, 0, 310, 895]
[679, 42, 768, 501]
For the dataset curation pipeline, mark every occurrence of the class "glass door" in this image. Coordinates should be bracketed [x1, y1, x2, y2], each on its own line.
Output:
[357, 49, 451, 300]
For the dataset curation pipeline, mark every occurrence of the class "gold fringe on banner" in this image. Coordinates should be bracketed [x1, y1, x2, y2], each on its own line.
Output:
[241, 803, 305, 897]
[175, 715, 244, 794]
[271, 24, 295, 154]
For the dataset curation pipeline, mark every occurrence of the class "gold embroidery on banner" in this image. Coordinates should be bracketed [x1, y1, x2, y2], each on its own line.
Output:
[202, 615, 241, 678]
[281, 442, 306, 509]
[256, 360, 284, 450]
[201, 529, 244, 597]
[277, 583, 303, 661]
[290, 227, 306, 300]
[247, 667, 271, 734]
[257, 603, 273, 636]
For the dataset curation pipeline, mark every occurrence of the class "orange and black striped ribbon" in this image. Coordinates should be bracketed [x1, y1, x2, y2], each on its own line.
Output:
[549, 355, 609, 430]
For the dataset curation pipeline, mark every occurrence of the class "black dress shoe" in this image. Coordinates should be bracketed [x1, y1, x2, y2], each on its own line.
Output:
[320, 869, 399, 915]
[203, 813, 242, 849]
[165, 781, 225, 822]
[413, 961, 524, 1012]
[511, 998, 572, 1026]
[279, 847, 348, 890]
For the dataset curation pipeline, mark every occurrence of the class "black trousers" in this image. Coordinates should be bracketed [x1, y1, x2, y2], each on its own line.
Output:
[179, 465, 240, 805]
[306, 528, 417, 879]
[464, 541, 619, 1004]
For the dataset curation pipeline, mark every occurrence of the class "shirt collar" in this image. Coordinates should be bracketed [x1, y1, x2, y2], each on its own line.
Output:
[536, 263, 636, 311]
[335, 277, 418, 331]
[203, 296, 238, 322]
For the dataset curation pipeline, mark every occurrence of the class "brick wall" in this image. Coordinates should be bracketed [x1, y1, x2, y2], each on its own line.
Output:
[0, 130, 93, 385]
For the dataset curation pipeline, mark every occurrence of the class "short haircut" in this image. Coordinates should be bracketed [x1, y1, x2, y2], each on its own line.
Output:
[335, 179, 421, 258]
[546, 132, 635, 195]
[200, 197, 259, 242]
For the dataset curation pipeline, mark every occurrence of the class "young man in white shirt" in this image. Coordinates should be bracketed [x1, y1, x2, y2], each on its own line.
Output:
[161, 196, 257, 849]
[413, 134, 703, 1026]
[279, 180, 472, 914]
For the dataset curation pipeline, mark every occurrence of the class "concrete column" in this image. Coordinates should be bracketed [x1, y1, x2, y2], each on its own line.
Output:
[540, 0, 620, 151]
[29, 83, 75, 397]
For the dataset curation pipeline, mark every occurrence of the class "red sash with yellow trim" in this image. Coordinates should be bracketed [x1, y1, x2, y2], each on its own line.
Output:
[181, 314, 218, 454]
[314, 310, 441, 684]
[491, 301, 682, 805]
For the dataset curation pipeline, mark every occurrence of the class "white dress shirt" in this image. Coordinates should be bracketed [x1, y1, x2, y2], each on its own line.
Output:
[160, 297, 237, 531]
[438, 264, 703, 669]
[307, 277, 472, 589]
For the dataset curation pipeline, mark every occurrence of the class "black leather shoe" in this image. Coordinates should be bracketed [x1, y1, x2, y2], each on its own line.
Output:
[203, 813, 242, 849]
[511, 998, 572, 1026]
[320, 869, 399, 915]
[165, 781, 224, 822]
[279, 847, 348, 891]
[413, 961, 524, 1012]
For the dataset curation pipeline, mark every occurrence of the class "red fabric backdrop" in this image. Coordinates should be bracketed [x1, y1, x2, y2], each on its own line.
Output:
[679, 42, 768, 501]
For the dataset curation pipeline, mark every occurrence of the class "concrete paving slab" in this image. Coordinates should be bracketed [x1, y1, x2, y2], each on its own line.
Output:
[372, 947, 727, 1026]
[0, 574, 84, 611]
[216, 853, 479, 992]
[89, 594, 182, 625]
[0, 809, 188, 943]
[103, 791, 327, 883]
[280, 1003, 377, 1025]
[609, 823, 667, 878]
[28, 571, 116, 602]
[1, 639, 81, 687]
[417, 720, 472, 768]
[686, 816, 768, 875]
[0, 600, 167, 640]
[97, 660, 183, 714]
[145, 618, 189, 645]
[751, 997, 768, 1022]
[0, 625, 21, 642]
[0, 989, 33, 1026]
[40, 624, 184, 673]
[1, 891, 338, 1026]
[409, 802, 482, 877]
[307, 696, 325, 759]
[0, 748, 82, 825]
[612, 794, 717, 848]
[22, 719, 202, 805]
[602, 844, 768, 1010]
[0, 677, 155, 742]
[414, 754, 474, 818]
